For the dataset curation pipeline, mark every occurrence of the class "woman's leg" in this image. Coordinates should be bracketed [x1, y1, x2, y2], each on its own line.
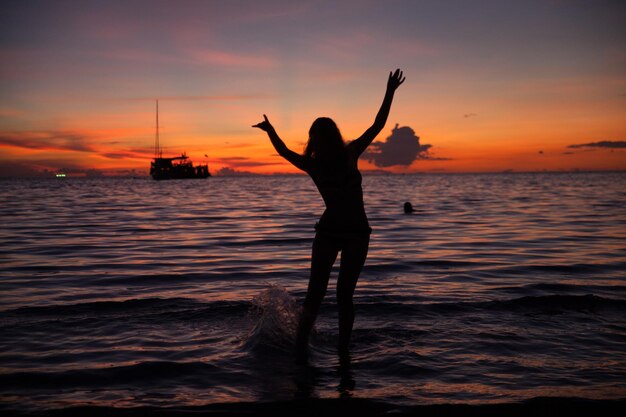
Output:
[295, 233, 339, 360]
[336, 236, 369, 354]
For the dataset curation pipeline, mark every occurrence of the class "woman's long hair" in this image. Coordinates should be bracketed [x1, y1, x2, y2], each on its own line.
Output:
[304, 117, 347, 167]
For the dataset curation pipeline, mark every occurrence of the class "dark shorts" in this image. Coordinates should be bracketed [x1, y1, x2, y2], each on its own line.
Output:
[314, 223, 371, 250]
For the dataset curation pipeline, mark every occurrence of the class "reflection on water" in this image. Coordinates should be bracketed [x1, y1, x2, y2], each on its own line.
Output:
[0, 172, 625, 410]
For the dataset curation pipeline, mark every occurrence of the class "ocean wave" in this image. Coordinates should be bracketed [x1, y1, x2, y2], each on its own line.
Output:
[488, 294, 626, 311]
[0, 360, 237, 390]
[6, 294, 624, 323]
[89, 272, 266, 286]
[504, 282, 626, 294]
[2, 297, 249, 319]
[365, 259, 490, 273]
[489, 262, 626, 275]
[217, 237, 312, 247]
[357, 294, 626, 316]
[3, 395, 625, 416]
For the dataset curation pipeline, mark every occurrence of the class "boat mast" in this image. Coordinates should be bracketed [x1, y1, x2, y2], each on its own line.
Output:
[155, 99, 161, 159]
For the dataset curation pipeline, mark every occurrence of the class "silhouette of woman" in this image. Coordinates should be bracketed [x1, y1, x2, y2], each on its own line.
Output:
[253, 69, 405, 362]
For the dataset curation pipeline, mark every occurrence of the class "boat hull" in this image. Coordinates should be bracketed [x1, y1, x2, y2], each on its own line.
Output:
[150, 159, 210, 180]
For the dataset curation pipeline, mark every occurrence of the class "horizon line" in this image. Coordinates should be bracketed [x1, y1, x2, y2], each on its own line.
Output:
[2, 168, 626, 180]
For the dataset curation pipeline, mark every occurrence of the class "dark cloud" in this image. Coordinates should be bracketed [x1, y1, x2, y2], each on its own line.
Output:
[0, 159, 105, 178]
[538, 150, 544, 154]
[214, 156, 275, 167]
[102, 153, 131, 159]
[0, 131, 155, 162]
[215, 167, 255, 176]
[363, 124, 436, 167]
[0, 131, 95, 152]
[567, 141, 626, 149]
[58, 167, 104, 177]
[563, 151, 574, 155]
[0, 162, 42, 178]
[219, 156, 249, 161]
[100, 148, 153, 159]
[463, 113, 477, 118]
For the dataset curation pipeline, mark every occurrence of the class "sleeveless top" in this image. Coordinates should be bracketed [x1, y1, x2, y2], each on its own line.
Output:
[306, 155, 371, 238]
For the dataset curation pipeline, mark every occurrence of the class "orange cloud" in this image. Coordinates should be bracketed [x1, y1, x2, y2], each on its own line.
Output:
[0, 131, 96, 153]
[0, 128, 153, 173]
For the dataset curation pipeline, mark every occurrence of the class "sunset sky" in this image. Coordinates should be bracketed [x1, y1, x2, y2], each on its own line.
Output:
[1, 0, 625, 176]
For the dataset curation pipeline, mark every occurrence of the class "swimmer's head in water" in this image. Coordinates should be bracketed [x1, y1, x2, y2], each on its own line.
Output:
[404, 202, 414, 213]
[305, 117, 346, 163]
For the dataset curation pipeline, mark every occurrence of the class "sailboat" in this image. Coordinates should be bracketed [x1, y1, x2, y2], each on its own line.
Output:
[149, 100, 210, 180]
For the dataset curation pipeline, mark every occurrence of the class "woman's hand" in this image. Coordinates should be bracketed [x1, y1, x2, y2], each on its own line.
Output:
[252, 114, 274, 133]
[387, 69, 405, 92]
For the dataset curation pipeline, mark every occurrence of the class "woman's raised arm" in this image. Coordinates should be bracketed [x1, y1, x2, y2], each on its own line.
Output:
[348, 69, 405, 157]
[253, 114, 311, 172]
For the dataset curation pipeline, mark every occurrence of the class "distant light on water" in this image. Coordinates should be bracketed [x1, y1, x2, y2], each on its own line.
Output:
[55, 173, 66, 178]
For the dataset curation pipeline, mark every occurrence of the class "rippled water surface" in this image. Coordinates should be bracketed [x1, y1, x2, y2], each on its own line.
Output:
[1, 173, 625, 411]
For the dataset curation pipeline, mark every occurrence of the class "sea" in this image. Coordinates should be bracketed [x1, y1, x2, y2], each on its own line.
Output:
[1, 172, 625, 415]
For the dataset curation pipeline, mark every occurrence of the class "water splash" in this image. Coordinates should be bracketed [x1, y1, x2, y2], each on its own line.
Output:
[243, 285, 301, 353]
